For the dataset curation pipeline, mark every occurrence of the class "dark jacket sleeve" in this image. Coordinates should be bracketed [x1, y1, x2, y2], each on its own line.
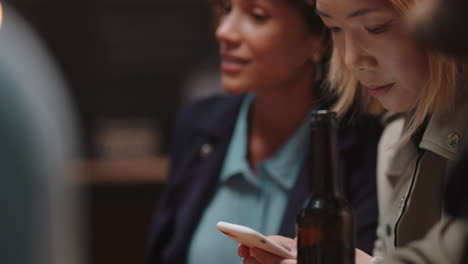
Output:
[340, 116, 381, 254]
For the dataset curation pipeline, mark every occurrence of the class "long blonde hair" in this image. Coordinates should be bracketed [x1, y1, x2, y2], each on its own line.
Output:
[328, 0, 468, 143]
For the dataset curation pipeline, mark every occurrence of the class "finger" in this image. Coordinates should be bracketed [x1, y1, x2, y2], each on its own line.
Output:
[243, 256, 261, 264]
[291, 237, 298, 256]
[251, 248, 286, 264]
[238, 244, 251, 258]
[267, 235, 297, 255]
[355, 248, 372, 264]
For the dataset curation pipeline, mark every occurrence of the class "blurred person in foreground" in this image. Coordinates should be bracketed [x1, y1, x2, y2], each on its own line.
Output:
[408, 0, 468, 57]
[238, 0, 468, 263]
[146, 0, 382, 263]
[0, 4, 84, 264]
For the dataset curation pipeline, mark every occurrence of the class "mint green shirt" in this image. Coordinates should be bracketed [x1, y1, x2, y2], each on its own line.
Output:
[187, 94, 310, 264]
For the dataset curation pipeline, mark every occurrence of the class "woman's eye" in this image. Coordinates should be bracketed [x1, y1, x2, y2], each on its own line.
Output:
[218, 0, 231, 14]
[251, 7, 268, 21]
[327, 26, 342, 33]
[252, 14, 267, 21]
[366, 23, 390, 35]
[221, 4, 232, 14]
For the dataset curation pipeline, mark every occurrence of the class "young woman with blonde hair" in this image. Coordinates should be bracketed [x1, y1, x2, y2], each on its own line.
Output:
[238, 0, 468, 263]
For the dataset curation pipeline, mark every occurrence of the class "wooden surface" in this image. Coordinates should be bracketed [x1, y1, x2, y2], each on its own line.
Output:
[80, 156, 169, 184]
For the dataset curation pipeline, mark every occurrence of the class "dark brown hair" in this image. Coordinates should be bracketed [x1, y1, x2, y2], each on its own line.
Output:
[209, 0, 326, 36]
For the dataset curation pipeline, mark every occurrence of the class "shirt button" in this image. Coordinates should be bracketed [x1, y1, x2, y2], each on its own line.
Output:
[447, 133, 460, 148]
[385, 224, 392, 237]
[200, 143, 212, 158]
[399, 196, 405, 209]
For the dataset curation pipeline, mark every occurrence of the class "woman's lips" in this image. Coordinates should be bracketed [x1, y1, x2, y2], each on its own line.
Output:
[364, 83, 395, 97]
[221, 55, 250, 74]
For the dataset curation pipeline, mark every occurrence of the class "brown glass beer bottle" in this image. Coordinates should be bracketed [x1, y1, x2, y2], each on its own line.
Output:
[296, 110, 355, 264]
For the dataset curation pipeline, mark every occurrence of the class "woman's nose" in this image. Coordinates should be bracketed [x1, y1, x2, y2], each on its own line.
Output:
[215, 13, 241, 48]
[344, 37, 377, 71]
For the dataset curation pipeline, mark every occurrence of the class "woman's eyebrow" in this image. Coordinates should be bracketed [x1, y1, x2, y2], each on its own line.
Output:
[315, 7, 379, 19]
[315, 8, 331, 18]
[349, 8, 379, 18]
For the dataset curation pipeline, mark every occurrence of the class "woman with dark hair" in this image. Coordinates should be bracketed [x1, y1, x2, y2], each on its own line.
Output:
[146, 0, 380, 263]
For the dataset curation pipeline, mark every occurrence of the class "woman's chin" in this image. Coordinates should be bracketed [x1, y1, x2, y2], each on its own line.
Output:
[222, 84, 252, 95]
[379, 100, 412, 113]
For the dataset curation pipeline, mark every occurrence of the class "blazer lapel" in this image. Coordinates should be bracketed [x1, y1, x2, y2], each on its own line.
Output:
[167, 96, 244, 263]
[278, 156, 311, 237]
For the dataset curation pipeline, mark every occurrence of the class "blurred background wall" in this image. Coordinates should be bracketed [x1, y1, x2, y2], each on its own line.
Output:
[4, 0, 219, 157]
[2, 0, 221, 263]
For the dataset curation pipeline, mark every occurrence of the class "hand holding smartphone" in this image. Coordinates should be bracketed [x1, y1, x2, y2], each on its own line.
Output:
[216, 221, 296, 259]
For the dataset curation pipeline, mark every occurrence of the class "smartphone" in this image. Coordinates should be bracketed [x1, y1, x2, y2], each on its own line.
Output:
[216, 221, 296, 259]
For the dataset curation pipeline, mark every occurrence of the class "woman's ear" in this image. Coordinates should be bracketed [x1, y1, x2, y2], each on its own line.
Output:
[308, 34, 328, 63]
[310, 52, 322, 63]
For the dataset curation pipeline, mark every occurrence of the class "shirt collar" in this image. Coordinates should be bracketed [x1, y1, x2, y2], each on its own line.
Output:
[261, 119, 309, 190]
[220, 94, 257, 186]
[220, 94, 310, 190]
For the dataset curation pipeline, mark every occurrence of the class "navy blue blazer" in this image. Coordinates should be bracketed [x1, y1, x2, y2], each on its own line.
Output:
[147, 95, 381, 264]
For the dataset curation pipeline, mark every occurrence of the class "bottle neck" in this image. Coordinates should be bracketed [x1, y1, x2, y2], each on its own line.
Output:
[309, 125, 339, 194]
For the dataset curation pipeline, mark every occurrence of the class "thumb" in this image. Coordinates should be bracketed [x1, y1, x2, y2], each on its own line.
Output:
[291, 237, 297, 257]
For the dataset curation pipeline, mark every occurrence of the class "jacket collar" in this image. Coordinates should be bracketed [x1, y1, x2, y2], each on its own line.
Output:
[164, 95, 246, 263]
[386, 98, 468, 178]
[420, 100, 468, 160]
[192, 95, 245, 140]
